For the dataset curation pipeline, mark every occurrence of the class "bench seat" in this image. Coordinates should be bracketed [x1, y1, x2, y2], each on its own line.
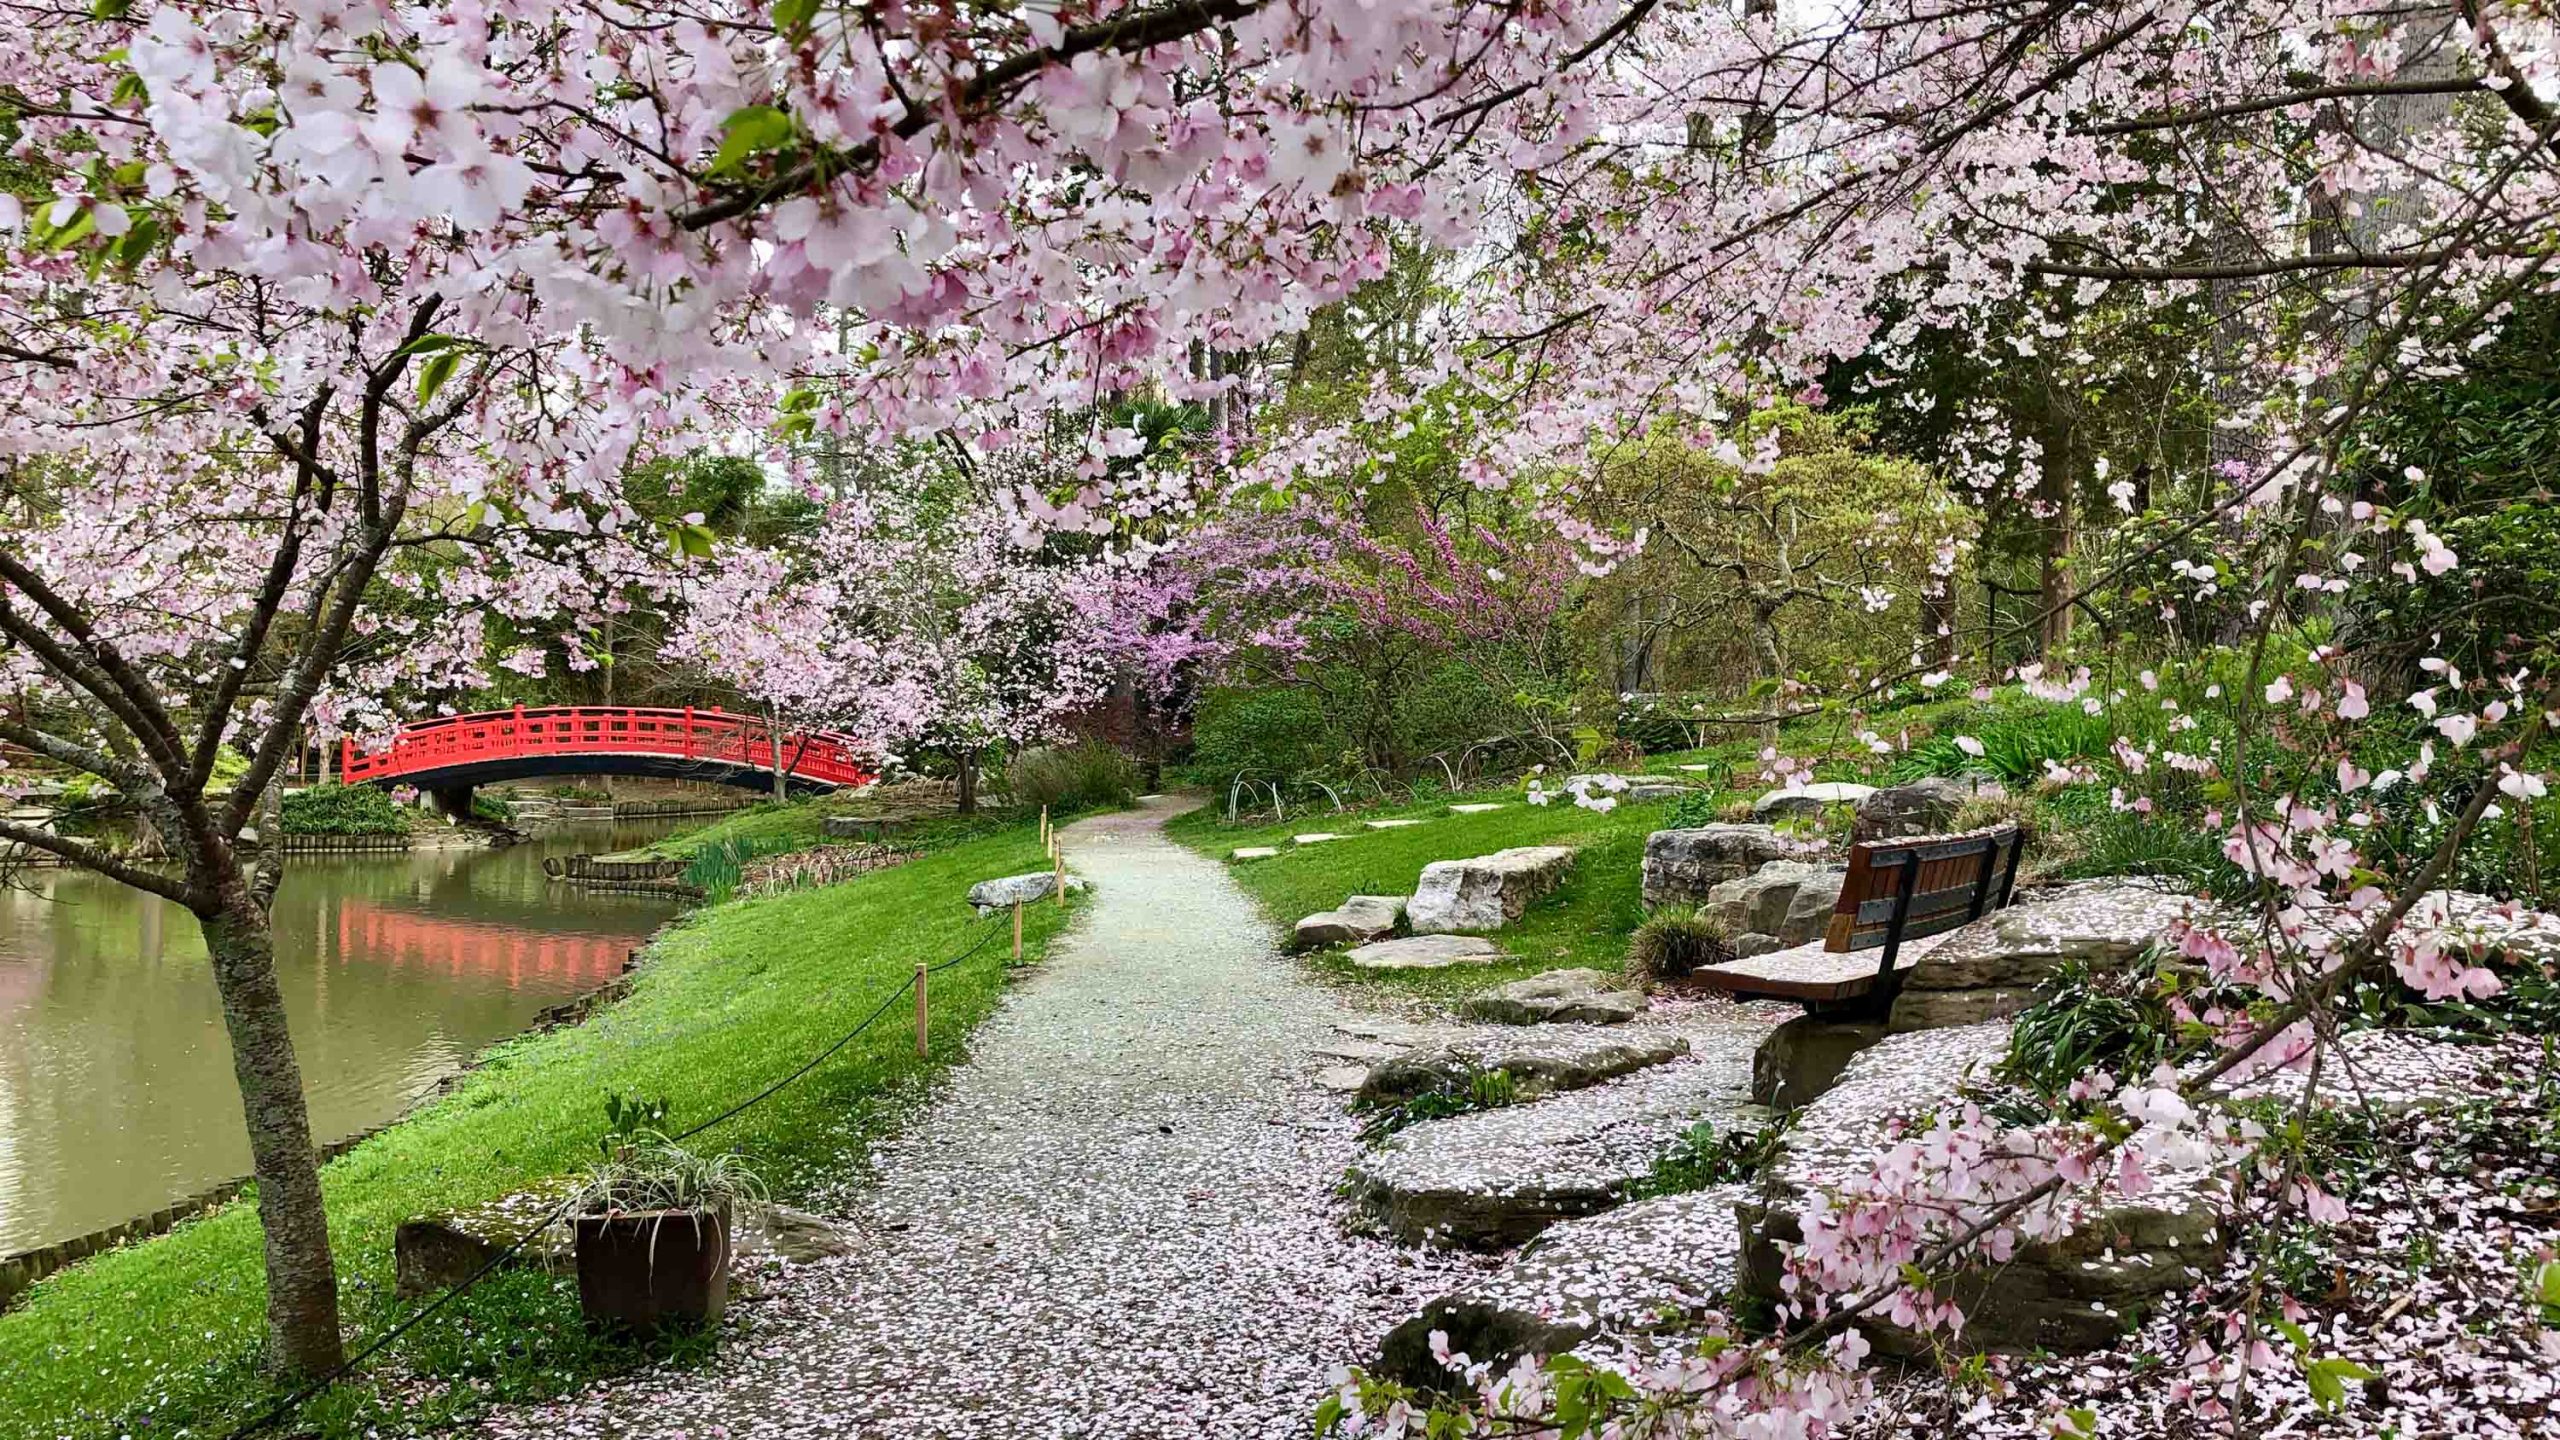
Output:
[1693, 930, 1959, 1005]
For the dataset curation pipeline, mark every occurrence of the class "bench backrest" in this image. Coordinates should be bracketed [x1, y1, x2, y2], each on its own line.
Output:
[1823, 825, 2024, 979]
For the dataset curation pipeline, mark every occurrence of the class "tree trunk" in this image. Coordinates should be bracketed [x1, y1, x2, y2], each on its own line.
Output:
[1920, 582, 1959, 673]
[765, 703, 787, 800]
[2036, 416, 2075, 658]
[196, 881, 344, 1377]
[954, 749, 980, 815]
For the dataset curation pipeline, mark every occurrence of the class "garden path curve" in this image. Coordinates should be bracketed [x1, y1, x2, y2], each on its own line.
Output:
[483, 795, 1475, 1439]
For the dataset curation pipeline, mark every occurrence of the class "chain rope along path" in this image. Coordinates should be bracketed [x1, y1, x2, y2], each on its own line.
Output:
[476, 795, 1478, 1439]
[223, 911, 1010, 1440]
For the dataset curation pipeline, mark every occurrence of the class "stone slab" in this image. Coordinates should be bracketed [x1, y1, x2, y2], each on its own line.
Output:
[1348, 1023, 1770, 1248]
[1751, 782, 1876, 822]
[1376, 1184, 1748, 1385]
[1365, 818, 1426, 830]
[1357, 1029, 1689, 1105]
[1458, 968, 1644, 1026]
[1293, 832, 1348, 845]
[1447, 803, 1506, 814]
[1343, 934, 1506, 970]
[967, 870, 1087, 911]
[1231, 846, 1279, 860]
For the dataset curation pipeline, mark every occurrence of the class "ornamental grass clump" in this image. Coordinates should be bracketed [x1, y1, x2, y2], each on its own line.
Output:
[1626, 906, 1735, 982]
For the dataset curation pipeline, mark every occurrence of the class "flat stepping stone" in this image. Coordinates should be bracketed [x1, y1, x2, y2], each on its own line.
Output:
[1292, 832, 1348, 845]
[1675, 764, 1720, 773]
[1230, 846, 1279, 860]
[396, 1192, 850, 1297]
[1341, 934, 1504, 970]
[1447, 803, 1505, 814]
[1294, 894, 1407, 950]
[1457, 968, 1644, 1025]
[1566, 774, 1698, 803]
[1356, 1028, 1688, 1105]
[1376, 1184, 1747, 1384]
[1409, 845, 1576, 934]
[1364, 818, 1426, 830]
[1347, 1025, 1767, 1247]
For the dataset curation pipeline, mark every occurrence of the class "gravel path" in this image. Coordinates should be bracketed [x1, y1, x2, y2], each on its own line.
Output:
[486, 797, 1477, 1439]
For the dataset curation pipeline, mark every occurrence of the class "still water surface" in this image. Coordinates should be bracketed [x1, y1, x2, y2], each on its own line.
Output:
[0, 823, 683, 1253]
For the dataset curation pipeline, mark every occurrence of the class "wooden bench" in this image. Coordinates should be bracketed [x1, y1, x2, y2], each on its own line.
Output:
[1694, 825, 2024, 1007]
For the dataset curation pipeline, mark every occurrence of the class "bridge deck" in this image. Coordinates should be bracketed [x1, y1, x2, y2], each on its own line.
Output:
[342, 706, 873, 792]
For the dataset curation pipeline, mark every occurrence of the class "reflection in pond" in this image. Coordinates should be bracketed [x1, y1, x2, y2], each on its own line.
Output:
[0, 822, 683, 1254]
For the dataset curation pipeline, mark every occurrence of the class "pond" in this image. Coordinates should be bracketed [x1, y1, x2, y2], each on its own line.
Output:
[0, 822, 686, 1254]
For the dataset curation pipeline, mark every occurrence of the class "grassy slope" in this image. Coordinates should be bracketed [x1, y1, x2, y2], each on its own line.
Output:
[1167, 759, 1773, 997]
[0, 818, 1068, 1440]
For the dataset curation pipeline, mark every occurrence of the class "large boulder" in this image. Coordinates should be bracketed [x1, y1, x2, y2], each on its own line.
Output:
[967, 870, 1087, 911]
[1750, 782, 1875, 823]
[1849, 777, 1975, 845]
[1376, 1185, 1748, 1385]
[1459, 968, 1644, 1025]
[1343, 934, 1505, 970]
[1357, 1029, 1688, 1106]
[1409, 846, 1578, 933]
[1347, 1024, 1770, 1248]
[1293, 895, 1407, 950]
[1889, 879, 2196, 1031]
[1738, 1023, 2226, 1357]
[1706, 861, 1845, 949]
[1641, 825, 1791, 909]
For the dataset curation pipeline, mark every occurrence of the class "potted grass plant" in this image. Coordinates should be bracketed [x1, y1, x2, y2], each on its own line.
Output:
[564, 1116, 766, 1335]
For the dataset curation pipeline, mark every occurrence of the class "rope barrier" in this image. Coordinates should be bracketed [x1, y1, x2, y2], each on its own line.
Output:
[223, 913, 1011, 1438]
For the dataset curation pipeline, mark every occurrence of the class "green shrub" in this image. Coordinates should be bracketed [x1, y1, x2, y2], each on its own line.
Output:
[1355, 1067, 1520, 1144]
[1626, 906, 1734, 981]
[279, 783, 408, 836]
[1626, 1115, 1792, 1199]
[1895, 703, 2117, 787]
[1662, 790, 1728, 829]
[2000, 953, 2178, 1095]
[1005, 741, 1138, 814]
[681, 835, 800, 903]
[1189, 686, 1333, 783]
[1951, 792, 2038, 844]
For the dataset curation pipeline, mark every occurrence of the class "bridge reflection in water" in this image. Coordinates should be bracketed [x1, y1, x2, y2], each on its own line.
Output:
[333, 901, 630, 989]
[0, 820, 683, 1255]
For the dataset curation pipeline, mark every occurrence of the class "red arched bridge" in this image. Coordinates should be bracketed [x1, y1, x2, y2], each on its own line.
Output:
[340, 706, 875, 799]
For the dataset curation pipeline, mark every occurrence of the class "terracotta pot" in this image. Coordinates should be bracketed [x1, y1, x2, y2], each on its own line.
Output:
[571, 1208, 729, 1334]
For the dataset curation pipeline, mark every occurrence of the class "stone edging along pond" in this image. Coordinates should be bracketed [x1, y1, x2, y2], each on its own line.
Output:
[0, 939, 655, 1313]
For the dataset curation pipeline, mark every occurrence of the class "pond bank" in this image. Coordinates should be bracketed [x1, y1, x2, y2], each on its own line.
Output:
[0, 813, 1069, 1440]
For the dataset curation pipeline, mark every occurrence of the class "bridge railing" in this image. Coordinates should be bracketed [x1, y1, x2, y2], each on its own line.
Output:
[340, 706, 875, 788]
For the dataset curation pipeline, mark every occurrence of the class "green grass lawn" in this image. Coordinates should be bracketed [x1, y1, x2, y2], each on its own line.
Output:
[1169, 782, 1713, 997]
[0, 817, 1070, 1440]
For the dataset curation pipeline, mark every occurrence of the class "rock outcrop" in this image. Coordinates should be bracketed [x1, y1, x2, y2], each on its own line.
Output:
[1889, 879, 2196, 1030]
[1706, 860, 1845, 951]
[1342, 934, 1505, 970]
[1641, 825, 1791, 909]
[1292, 895, 1407, 950]
[396, 1196, 852, 1298]
[1458, 968, 1644, 1025]
[1409, 846, 1577, 933]
[1376, 1185, 1748, 1384]
[1738, 1023, 2224, 1357]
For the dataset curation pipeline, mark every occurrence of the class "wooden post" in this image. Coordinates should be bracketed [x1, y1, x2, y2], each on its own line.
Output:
[914, 964, 929, 1057]
[1012, 901, 1024, 961]
[1040, 805, 1050, 847]
[1054, 841, 1067, 906]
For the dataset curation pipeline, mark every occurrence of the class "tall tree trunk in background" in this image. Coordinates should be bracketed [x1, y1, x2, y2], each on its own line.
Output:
[1921, 583, 1959, 673]
[765, 703, 788, 800]
[198, 876, 344, 1375]
[954, 748, 980, 815]
[2037, 413, 2075, 658]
